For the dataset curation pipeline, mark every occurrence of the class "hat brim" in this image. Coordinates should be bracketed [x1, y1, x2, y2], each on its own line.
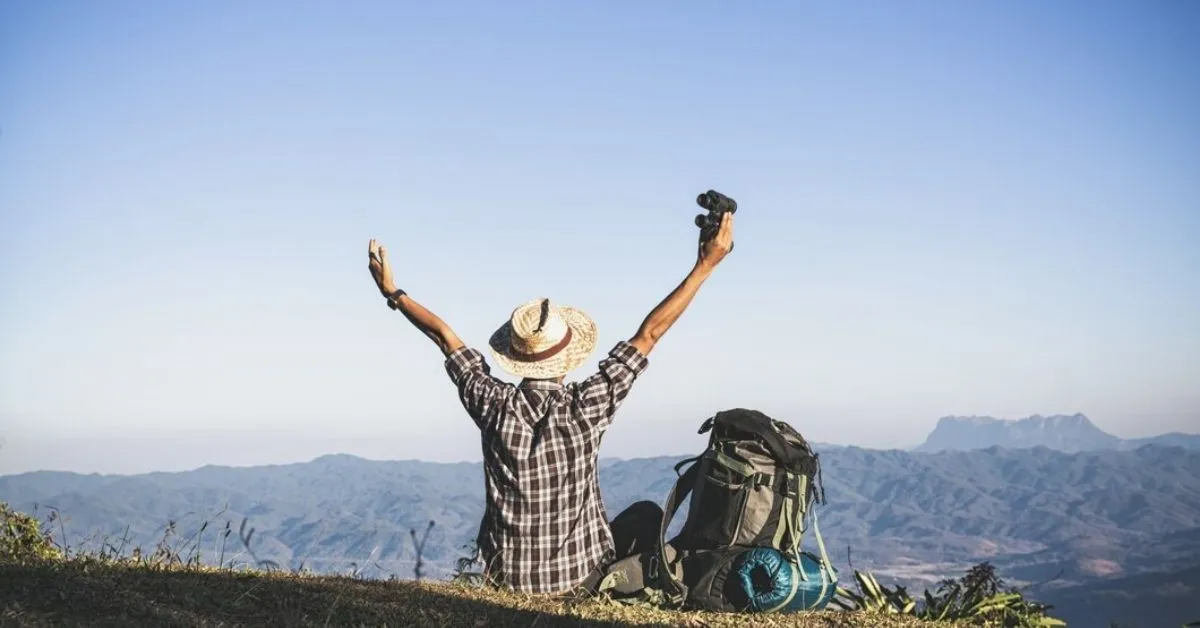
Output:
[488, 306, 597, 379]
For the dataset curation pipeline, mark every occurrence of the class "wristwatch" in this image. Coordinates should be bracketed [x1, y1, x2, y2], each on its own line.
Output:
[386, 288, 407, 310]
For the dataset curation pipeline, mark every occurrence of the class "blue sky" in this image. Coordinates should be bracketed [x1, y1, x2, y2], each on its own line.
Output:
[1, 0, 1197, 474]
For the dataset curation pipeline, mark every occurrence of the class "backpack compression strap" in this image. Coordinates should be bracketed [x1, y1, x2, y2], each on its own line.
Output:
[652, 459, 699, 605]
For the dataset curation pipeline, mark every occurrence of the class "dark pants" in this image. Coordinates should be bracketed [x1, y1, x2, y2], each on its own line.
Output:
[609, 500, 664, 559]
[575, 500, 664, 595]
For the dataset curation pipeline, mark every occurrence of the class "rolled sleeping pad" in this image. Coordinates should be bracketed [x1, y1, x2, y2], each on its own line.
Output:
[731, 548, 838, 613]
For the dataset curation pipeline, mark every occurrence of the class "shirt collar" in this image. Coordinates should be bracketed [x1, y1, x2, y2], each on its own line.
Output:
[519, 378, 564, 391]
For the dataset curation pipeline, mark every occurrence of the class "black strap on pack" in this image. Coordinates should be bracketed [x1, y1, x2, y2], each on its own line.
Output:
[653, 460, 699, 604]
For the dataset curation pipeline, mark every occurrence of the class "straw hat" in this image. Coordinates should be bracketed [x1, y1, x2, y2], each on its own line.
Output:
[488, 297, 598, 380]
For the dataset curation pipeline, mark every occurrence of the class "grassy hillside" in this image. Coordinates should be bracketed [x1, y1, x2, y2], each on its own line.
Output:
[0, 559, 970, 628]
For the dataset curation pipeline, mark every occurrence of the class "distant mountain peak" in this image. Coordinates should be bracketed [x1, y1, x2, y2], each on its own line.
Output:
[916, 413, 1120, 453]
[310, 453, 369, 465]
[1030, 412, 1089, 422]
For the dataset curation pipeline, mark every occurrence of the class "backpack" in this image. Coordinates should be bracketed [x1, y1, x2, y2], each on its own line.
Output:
[597, 408, 838, 613]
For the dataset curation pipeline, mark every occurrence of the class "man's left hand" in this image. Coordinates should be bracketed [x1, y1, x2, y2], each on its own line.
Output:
[368, 239, 398, 299]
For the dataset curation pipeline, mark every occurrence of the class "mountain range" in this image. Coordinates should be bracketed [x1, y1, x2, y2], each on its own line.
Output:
[3, 441, 1199, 627]
[913, 412, 1200, 453]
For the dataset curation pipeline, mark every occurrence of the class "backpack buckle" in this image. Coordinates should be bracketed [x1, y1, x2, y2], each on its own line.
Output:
[752, 472, 773, 488]
[648, 555, 660, 580]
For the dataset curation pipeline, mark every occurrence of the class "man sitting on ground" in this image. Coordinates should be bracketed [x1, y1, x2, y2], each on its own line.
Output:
[365, 211, 734, 594]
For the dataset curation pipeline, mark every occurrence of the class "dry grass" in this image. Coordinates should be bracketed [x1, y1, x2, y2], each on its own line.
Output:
[0, 557, 989, 628]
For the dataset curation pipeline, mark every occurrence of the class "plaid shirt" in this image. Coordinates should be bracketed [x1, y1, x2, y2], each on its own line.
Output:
[444, 340, 649, 594]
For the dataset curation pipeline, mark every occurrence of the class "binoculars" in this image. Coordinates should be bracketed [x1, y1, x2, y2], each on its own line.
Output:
[694, 189, 737, 251]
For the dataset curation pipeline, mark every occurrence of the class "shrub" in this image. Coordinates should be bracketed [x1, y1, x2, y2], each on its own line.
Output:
[0, 501, 63, 563]
[831, 561, 1066, 627]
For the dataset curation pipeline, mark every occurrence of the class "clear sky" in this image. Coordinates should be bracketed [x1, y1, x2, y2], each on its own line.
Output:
[1, 0, 1197, 475]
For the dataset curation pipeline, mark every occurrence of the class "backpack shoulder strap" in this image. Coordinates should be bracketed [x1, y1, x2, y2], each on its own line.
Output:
[653, 458, 699, 604]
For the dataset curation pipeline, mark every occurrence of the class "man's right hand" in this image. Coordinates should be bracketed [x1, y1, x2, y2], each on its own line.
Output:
[698, 211, 734, 271]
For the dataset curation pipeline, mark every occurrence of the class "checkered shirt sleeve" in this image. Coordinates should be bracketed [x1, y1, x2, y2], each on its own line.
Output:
[572, 340, 649, 432]
[444, 347, 512, 429]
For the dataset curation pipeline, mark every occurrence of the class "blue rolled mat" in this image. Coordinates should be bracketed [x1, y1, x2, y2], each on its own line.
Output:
[732, 547, 838, 613]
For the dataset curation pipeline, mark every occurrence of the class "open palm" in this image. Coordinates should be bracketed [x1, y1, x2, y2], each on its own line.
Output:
[367, 239, 397, 297]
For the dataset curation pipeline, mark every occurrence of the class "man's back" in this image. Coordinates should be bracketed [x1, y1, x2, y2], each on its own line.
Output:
[445, 340, 648, 593]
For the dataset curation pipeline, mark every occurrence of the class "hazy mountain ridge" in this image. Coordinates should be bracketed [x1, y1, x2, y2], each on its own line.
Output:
[914, 413, 1200, 453]
[3, 446, 1199, 626]
[3, 447, 1198, 574]
[1123, 431, 1200, 450]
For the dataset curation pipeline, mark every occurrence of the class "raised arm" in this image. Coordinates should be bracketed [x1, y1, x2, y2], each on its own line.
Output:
[628, 211, 734, 356]
[368, 239, 465, 356]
